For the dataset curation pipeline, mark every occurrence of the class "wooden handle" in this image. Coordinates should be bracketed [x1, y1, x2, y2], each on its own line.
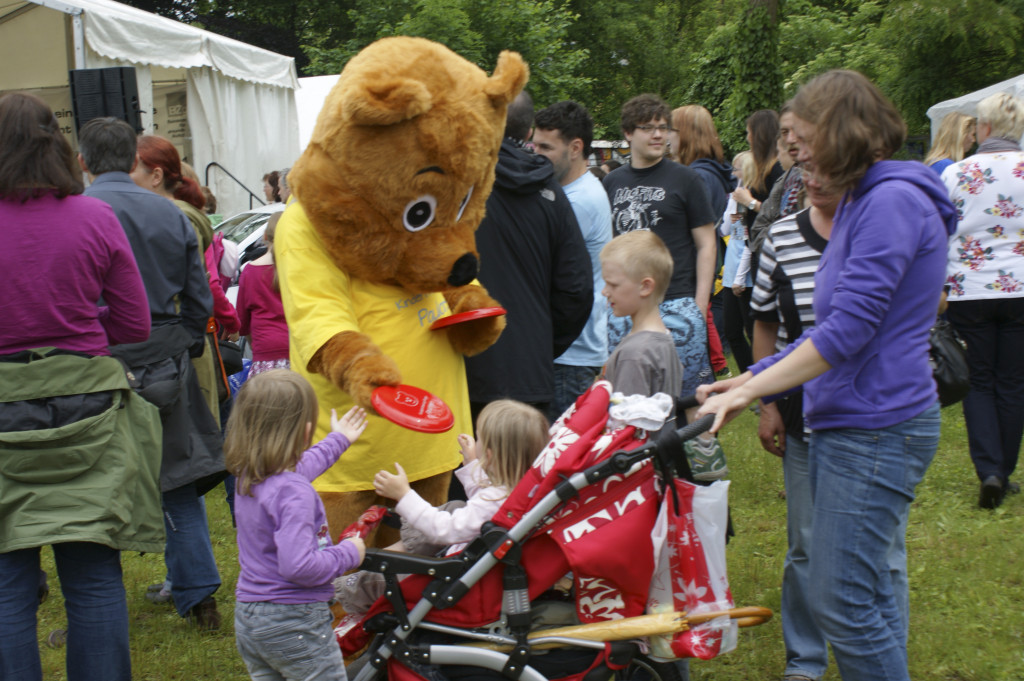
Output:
[463, 607, 773, 651]
[685, 606, 773, 628]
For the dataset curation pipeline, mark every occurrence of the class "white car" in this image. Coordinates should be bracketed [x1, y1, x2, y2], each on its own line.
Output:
[214, 203, 284, 305]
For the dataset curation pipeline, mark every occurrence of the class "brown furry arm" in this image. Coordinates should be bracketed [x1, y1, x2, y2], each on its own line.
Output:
[309, 331, 402, 408]
[442, 285, 506, 357]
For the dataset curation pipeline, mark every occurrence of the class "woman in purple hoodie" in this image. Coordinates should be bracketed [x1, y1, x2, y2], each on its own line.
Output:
[697, 71, 956, 681]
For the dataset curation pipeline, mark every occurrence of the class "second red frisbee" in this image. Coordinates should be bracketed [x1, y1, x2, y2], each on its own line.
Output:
[371, 384, 454, 433]
[429, 306, 506, 330]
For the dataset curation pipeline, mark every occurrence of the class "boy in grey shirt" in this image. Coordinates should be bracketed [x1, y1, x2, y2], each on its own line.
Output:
[601, 230, 727, 482]
[601, 230, 681, 398]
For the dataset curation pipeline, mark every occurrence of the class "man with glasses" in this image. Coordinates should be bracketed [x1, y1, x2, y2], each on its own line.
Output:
[602, 94, 724, 476]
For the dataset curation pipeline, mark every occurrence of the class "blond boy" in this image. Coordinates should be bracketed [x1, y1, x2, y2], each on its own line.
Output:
[600, 230, 682, 398]
[601, 230, 727, 480]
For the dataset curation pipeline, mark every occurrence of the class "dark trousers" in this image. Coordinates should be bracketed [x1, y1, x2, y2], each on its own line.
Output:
[946, 297, 1024, 483]
[723, 287, 754, 373]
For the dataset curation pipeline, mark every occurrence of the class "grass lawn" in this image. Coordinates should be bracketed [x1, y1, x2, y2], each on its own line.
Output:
[35, 405, 1024, 680]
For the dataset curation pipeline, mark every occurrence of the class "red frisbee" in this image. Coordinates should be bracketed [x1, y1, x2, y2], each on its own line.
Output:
[371, 384, 454, 433]
[429, 306, 506, 330]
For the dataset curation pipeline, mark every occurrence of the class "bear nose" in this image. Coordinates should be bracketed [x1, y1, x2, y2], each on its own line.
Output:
[448, 253, 478, 287]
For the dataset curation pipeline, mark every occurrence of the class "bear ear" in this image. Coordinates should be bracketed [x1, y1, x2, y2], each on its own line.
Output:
[343, 76, 434, 126]
[484, 51, 529, 107]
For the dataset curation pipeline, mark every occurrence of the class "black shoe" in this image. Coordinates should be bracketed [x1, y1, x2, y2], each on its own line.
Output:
[187, 596, 221, 631]
[1007, 480, 1020, 495]
[979, 475, 1004, 509]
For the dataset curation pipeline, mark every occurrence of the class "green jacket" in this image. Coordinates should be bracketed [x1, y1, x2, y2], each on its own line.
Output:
[0, 349, 164, 553]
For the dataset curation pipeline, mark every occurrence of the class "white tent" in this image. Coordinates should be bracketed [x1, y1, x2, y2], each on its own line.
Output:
[927, 73, 1024, 142]
[296, 74, 339, 150]
[0, 0, 301, 216]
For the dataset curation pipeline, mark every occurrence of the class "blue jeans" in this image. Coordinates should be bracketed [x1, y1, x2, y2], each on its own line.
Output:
[235, 600, 347, 681]
[608, 296, 712, 397]
[162, 483, 221, 616]
[780, 434, 828, 680]
[807, 403, 940, 681]
[0, 542, 130, 681]
[946, 298, 1024, 483]
[549, 364, 602, 421]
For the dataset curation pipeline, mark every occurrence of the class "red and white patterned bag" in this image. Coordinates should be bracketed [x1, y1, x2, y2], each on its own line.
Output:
[646, 478, 736, 660]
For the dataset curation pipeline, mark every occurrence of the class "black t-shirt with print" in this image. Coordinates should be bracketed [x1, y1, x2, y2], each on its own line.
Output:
[603, 159, 716, 300]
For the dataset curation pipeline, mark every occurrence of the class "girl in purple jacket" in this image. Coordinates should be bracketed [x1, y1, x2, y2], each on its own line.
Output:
[226, 370, 367, 681]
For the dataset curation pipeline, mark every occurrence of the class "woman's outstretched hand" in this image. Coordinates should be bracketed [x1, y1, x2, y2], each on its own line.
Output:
[696, 371, 756, 434]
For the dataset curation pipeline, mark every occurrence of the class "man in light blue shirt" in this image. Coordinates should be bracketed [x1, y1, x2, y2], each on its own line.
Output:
[533, 101, 613, 419]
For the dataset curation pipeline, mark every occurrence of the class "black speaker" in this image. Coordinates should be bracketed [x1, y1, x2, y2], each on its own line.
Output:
[69, 67, 143, 133]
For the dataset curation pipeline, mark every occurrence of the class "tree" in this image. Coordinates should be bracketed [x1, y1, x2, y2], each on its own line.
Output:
[121, 0, 1024, 145]
[564, 0, 699, 137]
[869, 0, 1024, 135]
[304, 0, 589, 109]
[716, 0, 783, 151]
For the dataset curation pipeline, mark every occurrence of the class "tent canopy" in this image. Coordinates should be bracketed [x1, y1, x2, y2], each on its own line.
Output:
[927, 73, 1024, 142]
[0, 0, 301, 216]
[296, 74, 339, 150]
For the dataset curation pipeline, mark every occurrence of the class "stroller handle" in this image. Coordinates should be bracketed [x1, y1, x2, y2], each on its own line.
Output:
[675, 413, 715, 443]
[599, 409, 715, 482]
[675, 394, 701, 412]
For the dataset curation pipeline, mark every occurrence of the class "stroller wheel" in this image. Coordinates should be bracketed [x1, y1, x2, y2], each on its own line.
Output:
[616, 654, 687, 681]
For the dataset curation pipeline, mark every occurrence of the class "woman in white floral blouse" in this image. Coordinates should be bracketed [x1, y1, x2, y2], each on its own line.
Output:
[942, 92, 1024, 509]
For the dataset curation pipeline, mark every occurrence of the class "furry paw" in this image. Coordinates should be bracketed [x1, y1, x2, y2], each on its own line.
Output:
[442, 285, 506, 356]
[446, 315, 506, 356]
[310, 331, 402, 408]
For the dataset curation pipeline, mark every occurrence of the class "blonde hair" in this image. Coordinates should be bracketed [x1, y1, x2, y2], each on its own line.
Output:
[977, 92, 1024, 141]
[925, 112, 976, 166]
[265, 211, 283, 293]
[600, 230, 674, 301]
[224, 370, 319, 496]
[732, 150, 755, 188]
[476, 400, 549, 490]
[670, 105, 725, 165]
[180, 161, 200, 185]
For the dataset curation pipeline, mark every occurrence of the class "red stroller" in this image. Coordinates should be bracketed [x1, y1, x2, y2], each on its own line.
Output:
[339, 381, 770, 681]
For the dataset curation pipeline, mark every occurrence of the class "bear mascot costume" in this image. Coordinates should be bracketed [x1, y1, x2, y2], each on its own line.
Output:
[275, 37, 529, 544]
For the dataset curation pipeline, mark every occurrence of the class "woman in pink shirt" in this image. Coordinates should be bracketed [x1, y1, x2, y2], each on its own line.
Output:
[237, 212, 290, 375]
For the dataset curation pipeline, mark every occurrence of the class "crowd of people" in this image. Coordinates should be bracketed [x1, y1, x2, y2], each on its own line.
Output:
[1, 67, 1022, 681]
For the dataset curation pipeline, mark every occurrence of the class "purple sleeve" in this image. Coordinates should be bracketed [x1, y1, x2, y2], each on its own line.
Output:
[809, 192, 922, 366]
[294, 432, 351, 481]
[97, 208, 151, 345]
[273, 482, 362, 585]
[748, 329, 810, 403]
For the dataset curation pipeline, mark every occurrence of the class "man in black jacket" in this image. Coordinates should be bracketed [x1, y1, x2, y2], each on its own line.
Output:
[464, 91, 593, 422]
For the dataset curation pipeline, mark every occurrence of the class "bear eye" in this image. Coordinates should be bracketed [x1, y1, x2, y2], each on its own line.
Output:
[456, 186, 474, 222]
[403, 195, 436, 232]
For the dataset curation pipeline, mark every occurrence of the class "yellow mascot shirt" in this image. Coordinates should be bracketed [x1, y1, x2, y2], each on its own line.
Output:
[275, 202, 467, 492]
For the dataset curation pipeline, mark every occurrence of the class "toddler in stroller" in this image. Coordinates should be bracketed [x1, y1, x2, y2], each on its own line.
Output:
[338, 381, 771, 681]
[337, 400, 548, 615]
